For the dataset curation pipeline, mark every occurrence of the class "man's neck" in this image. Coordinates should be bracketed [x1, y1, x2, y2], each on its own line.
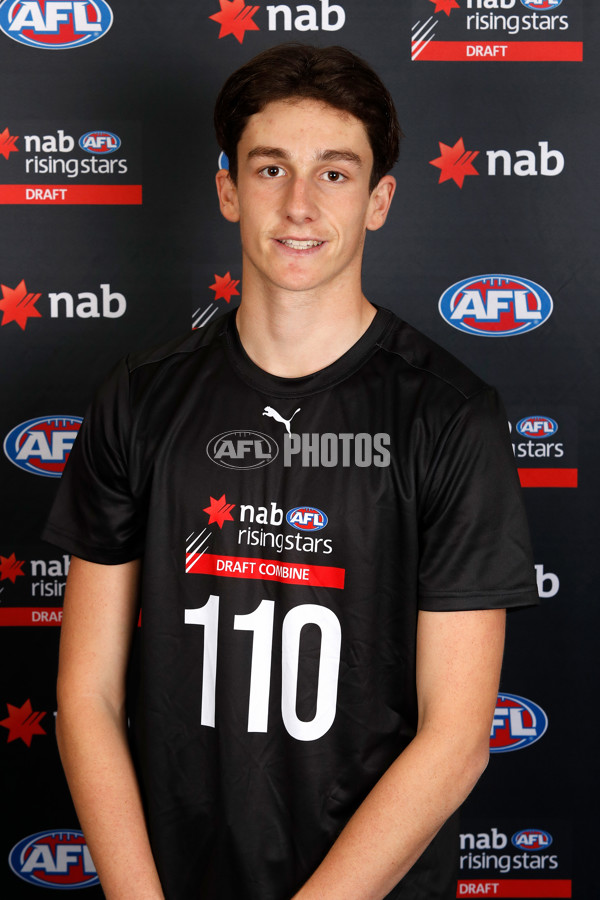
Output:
[234, 288, 377, 378]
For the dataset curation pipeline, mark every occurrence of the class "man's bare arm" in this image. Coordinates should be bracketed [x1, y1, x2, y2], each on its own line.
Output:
[56, 556, 164, 900]
[292, 607, 506, 900]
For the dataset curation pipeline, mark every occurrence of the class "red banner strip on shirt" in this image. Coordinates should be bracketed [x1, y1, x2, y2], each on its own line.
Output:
[456, 880, 571, 898]
[0, 607, 63, 626]
[518, 468, 578, 488]
[413, 41, 583, 62]
[186, 553, 345, 589]
[0, 184, 142, 204]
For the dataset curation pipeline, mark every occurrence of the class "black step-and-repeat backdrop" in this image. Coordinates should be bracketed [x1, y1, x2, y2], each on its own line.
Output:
[1, 1, 598, 897]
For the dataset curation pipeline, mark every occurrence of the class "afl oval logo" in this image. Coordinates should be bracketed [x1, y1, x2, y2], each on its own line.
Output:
[438, 275, 553, 337]
[9, 829, 99, 889]
[490, 693, 548, 753]
[511, 828, 553, 851]
[207, 430, 279, 469]
[0, 0, 113, 50]
[79, 130, 121, 154]
[286, 506, 328, 532]
[516, 415, 558, 439]
[521, 0, 563, 10]
[4, 415, 82, 477]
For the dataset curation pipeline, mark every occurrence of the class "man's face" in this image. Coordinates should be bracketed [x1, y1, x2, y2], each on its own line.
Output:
[216, 98, 395, 298]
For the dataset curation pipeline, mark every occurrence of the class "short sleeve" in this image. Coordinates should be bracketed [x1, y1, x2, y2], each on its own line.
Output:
[417, 387, 538, 611]
[42, 358, 145, 564]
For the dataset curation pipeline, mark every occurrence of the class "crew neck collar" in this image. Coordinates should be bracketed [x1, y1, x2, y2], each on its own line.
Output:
[223, 306, 393, 399]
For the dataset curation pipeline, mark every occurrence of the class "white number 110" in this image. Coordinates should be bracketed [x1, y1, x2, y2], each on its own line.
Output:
[185, 596, 341, 742]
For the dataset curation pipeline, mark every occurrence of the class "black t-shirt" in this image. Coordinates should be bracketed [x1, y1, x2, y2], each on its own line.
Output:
[44, 307, 538, 899]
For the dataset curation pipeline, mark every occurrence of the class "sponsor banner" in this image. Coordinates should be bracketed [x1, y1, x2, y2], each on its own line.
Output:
[4, 415, 82, 476]
[518, 468, 577, 487]
[0, 120, 141, 205]
[0, 280, 127, 330]
[411, 0, 583, 63]
[0, 607, 63, 625]
[193, 269, 240, 330]
[415, 40, 582, 61]
[456, 880, 571, 897]
[1, 698, 47, 745]
[459, 819, 572, 897]
[0, 551, 70, 609]
[509, 408, 577, 488]
[438, 275, 553, 337]
[9, 829, 99, 889]
[208, 0, 347, 44]
[186, 552, 345, 589]
[0, 183, 142, 204]
[490, 693, 548, 752]
[430, 138, 565, 188]
[0, 0, 113, 50]
[457, 816, 572, 898]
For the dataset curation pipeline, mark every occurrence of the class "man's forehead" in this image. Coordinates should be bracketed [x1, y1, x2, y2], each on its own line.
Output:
[238, 98, 372, 158]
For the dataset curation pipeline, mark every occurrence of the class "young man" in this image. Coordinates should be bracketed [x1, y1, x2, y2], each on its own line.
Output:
[45, 45, 538, 900]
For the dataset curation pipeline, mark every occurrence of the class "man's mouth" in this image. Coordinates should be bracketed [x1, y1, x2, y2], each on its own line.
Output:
[276, 239, 324, 249]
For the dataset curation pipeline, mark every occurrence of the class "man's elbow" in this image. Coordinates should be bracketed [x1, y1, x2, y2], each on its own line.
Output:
[460, 737, 491, 796]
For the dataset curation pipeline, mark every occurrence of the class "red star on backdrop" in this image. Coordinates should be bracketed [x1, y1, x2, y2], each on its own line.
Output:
[1, 699, 46, 747]
[429, 0, 460, 15]
[0, 553, 25, 583]
[429, 138, 479, 188]
[0, 280, 43, 330]
[0, 127, 18, 160]
[203, 494, 236, 529]
[209, 0, 260, 44]
[209, 272, 240, 304]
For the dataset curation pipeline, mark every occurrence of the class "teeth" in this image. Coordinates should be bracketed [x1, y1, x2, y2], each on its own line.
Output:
[279, 239, 323, 249]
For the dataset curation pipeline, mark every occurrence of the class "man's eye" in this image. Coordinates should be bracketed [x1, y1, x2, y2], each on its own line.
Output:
[260, 166, 285, 178]
[322, 171, 346, 183]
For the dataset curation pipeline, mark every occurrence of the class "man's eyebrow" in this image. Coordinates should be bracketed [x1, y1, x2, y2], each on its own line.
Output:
[317, 149, 363, 167]
[245, 147, 363, 166]
[247, 146, 290, 161]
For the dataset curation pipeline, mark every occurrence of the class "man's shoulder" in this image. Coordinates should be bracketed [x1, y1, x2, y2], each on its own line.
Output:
[125, 310, 232, 378]
[376, 309, 488, 402]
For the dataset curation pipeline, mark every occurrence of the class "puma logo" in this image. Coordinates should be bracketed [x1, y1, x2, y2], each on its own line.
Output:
[262, 406, 301, 436]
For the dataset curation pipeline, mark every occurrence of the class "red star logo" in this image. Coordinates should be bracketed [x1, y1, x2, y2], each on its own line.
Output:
[209, 0, 260, 43]
[429, 0, 460, 14]
[0, 127, 18, 160]
[203, 494, 236, 528]
[1, 699, 46, 747]
[209, 272, 240, 304]
[430, 138, 479, 188]
[0, 280, 43, 330]
[0, 553, 25, 584]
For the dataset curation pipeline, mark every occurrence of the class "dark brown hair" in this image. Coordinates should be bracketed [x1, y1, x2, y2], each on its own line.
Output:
[214, 44, 401, 191]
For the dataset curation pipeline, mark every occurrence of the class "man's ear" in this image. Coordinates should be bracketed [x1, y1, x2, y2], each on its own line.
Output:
[366, 175, 396, 232]
[215, 169, 240, 223]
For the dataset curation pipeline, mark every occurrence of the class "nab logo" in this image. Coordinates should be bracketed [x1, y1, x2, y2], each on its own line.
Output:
[431, 138, 564, 188]
[9, 829, 99, 889]
[516, 415, 558, 438]
[511, 828, 553, 851]
[4, 415, 82, 477]
[79, 130, 121, 154]
[439, 275, 553, 337]
[490, 692, 548, 752]
[207, 430, 279, 469]
[286, 506, 328, 532]
[209, 0, 345, 44]
[0, 0, 113, 49]
[521, 0, 563, 9]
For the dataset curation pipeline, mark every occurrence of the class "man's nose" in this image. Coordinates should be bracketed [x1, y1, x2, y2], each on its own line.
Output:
[283, 176, 319, 225]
